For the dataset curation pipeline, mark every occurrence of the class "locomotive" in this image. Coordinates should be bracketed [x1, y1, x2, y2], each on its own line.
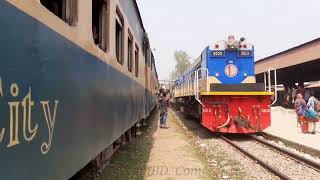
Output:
[173, 35, 276, 133]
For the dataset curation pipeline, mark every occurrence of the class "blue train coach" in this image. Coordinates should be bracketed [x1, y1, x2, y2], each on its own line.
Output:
[0, 0, 159, 179]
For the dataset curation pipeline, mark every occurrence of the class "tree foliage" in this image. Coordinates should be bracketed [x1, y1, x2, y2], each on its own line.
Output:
[170, 50, 191, 80]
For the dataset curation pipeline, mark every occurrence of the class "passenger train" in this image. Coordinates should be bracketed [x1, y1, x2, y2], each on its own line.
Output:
[0, 0, 159, 179]
[173, 36, 276, 134]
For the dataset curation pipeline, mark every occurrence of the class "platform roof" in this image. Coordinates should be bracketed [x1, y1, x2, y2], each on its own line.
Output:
[255, 38, 320, 74]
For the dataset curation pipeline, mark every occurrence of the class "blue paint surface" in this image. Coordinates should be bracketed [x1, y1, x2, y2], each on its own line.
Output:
[176, 44, 255, 87]
[207, 47, 255, 84]
[0, 2, 156, 179]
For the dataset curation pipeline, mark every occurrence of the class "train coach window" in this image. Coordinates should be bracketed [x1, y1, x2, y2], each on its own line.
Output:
[151, 54, 154, 71]
[40, 0, 78, 26]
[116, 8, 124, 65]
[127, 31, 133, 72]
[135, 44, 139, 77]
[144, 48, 149, 65]
[92, 0, 109, 51]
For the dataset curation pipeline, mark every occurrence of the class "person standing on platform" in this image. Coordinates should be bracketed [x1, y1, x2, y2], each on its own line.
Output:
[282, 86, 290, 108]
[158, 87, 164, 110]
[295, 94, 306, 115]
[292, 87, 297, 104]
[295, 93, 307, 127]
[286, 87, 293, 108]
[306, 91, 319, 134]
[159, 91, 172, 128]
[304, 89, 311, 102]
[298, 85, 305, 99]
[294, 93, 308, 133]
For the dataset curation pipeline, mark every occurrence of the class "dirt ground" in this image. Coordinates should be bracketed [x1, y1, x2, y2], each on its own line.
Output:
[143, 110, 214, 180]
[98, 103, 316, 180]
[100, 107, 279, 180]
[100, 108, 214, 180]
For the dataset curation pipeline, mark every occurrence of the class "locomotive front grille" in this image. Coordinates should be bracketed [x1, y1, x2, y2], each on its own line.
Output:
[210, 83, 265, 92]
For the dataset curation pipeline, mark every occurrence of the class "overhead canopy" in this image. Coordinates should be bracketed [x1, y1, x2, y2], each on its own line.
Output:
[255, 38, 320, 85]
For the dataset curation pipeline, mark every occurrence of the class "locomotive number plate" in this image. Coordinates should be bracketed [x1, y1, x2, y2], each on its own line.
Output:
[212, 51, 225, 56]
[261, 108, 271, 113]
[238, 50, 252, 57]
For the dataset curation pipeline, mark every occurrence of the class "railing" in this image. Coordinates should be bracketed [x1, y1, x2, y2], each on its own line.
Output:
[264, 68, 277, 105]
[194, 68, 209, 106]
[187, 75, 190, 96]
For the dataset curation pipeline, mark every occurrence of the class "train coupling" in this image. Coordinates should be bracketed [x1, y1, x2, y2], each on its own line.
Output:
[234, 107, 250, 128]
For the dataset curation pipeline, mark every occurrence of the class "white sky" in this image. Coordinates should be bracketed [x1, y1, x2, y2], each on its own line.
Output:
[136, 0, 320, 80]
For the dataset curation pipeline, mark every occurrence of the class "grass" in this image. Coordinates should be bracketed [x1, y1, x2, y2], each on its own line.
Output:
[99, 112, 157, 180]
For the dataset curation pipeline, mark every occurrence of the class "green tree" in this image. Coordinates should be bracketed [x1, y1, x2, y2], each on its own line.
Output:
[170, 50, 191, 79]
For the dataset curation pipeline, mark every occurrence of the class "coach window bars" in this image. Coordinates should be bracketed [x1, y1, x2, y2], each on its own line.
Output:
[92, 0, 109, 51]
[135, 44, 139, 77]
[116, 8, 124, 65]
[40, 0, 78, 26]
[127, 31, 133, 72]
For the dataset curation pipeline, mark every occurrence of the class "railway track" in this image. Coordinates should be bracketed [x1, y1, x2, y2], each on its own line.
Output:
[221, 135, 320, 180]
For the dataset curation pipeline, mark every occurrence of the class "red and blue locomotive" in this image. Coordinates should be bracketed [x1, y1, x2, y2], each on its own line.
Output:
[173, 35, 276, 133]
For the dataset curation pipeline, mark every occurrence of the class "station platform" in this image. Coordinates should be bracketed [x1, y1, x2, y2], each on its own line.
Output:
[264, 106, 320, 151]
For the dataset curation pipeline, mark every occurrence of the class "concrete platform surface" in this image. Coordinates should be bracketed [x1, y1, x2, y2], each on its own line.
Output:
[265, 106, 320, 150]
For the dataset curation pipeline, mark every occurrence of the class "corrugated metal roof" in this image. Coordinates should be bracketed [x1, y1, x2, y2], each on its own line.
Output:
[255, 37, 320, 74]
[256, 38, 320, 63]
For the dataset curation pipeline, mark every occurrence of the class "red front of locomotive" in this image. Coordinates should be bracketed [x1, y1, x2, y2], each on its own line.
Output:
[201, 94, 272, 133]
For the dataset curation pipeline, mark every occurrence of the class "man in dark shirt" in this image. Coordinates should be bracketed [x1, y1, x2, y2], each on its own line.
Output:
[159, 92, 172, 128]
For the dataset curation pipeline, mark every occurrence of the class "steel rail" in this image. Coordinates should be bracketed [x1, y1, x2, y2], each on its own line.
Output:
[220, 136, 292, 180]
[250, 135, 320, 172]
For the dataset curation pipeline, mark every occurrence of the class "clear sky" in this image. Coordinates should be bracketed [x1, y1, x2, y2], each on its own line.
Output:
[136, 0, 320, 80]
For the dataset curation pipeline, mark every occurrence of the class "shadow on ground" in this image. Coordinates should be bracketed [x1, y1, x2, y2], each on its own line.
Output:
[99, 109, 159, 180]
[171, 108, 257, 143]
[170, 107, 219, 140]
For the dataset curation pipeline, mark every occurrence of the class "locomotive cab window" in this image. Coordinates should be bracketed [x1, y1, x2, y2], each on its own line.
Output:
[40, 0, 78, 26]
[115, 8, 124, 64]
[135, 44, 139, 77]
[127, 31, 133, 72]
[92, 0, 108, 51]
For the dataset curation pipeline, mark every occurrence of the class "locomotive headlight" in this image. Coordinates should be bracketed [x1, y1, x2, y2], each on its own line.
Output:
[243, 73, 248, 77]
[215, 72, 220, 77]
